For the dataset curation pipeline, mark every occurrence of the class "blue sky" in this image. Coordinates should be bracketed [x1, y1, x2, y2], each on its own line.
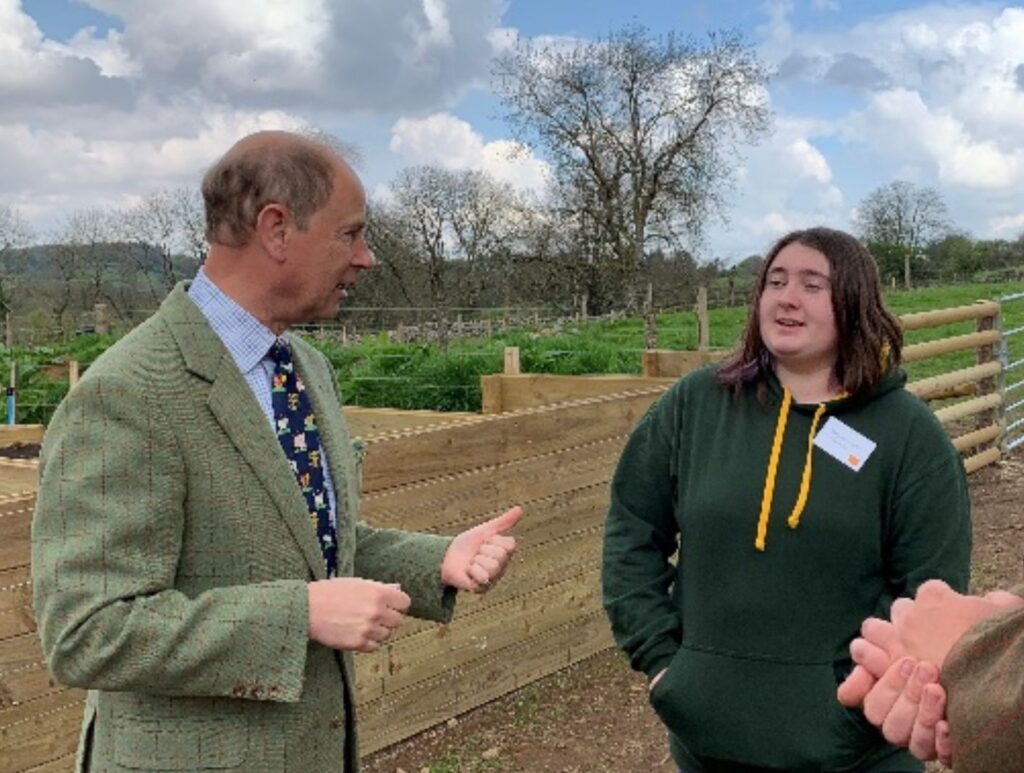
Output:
[4, 0, 1024, 262]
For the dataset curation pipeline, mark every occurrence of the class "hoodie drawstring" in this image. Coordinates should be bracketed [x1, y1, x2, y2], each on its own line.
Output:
[754, 387, 828, 552]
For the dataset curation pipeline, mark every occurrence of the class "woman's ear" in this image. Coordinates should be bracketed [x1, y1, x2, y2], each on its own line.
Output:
[254, 203, 289, 262]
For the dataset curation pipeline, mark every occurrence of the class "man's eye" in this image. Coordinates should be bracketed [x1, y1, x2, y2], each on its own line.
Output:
[767, 278, 785, 288]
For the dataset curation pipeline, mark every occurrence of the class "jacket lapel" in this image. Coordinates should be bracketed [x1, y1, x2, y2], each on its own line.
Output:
[161, 284, 327, 580]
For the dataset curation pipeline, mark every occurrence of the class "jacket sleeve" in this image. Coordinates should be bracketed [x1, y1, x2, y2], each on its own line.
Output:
[601, 386, 681, 680]
[884, 405, 972, 599]
[321, 352, 455, 624]
[31, 371, 310, 703]
[942, 593, 1024, 773]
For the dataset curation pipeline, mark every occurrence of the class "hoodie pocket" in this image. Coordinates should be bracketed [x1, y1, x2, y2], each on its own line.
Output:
[648, 644, 879, 771]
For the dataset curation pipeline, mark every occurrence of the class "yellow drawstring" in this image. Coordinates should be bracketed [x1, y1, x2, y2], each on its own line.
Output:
[755, 388, 792, 551]
[755, 389, 843, 551]
[786, 403, 828, 529]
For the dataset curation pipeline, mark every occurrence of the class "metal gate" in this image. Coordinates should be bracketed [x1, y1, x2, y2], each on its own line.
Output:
[1000, 291, 1024, 451]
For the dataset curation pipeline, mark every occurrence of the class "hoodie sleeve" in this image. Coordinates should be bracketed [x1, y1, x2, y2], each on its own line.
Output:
[601, 385, 682, 680]
[885, 402, 972, 598]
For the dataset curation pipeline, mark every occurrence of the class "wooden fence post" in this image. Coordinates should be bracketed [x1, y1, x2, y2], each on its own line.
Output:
[642, 351, 658, 378]
[504, 346, 521, 375]
[697, 286, 709, 352]
[94, 303, 109, 336]
[69, 359, 80, 389]
[976, 305, 997, 431]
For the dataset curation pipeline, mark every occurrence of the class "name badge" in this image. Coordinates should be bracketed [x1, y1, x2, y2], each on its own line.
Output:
[813, 417, 876, 472]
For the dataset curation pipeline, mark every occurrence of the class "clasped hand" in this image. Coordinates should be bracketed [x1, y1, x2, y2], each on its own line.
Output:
[836, 579, 1023, 766]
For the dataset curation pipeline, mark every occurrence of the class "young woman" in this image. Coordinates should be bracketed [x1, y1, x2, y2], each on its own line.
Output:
[602, 227, 971, 772]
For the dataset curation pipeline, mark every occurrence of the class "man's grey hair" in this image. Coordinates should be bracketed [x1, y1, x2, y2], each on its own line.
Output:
[201, 134, 340, 248]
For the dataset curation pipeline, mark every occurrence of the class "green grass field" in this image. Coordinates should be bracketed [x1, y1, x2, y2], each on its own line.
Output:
[5, 281, 1024, 422]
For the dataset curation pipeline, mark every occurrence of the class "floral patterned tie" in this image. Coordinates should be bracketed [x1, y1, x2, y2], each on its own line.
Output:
[270, 340, 337, 578]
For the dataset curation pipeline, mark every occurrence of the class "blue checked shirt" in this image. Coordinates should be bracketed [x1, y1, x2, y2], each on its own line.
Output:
[188, 268, 338, 528]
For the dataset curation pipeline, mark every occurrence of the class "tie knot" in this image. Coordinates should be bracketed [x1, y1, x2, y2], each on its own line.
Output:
[270, 340, 292, 367]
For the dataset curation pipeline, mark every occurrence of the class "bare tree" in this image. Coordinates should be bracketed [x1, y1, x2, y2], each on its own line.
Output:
[0, 205, 32, 315]
[50, 208, 128, 321]
[494, 23, 771, 333]
[115, 188, 203, 303]
[172, 187, 208, 268]
[854, 181, 951, 290]
[379, 166, 524, 349]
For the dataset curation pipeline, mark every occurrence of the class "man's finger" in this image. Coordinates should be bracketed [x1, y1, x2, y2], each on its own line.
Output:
[935, 719, 953, 767]
[915, 579, 954, 603]
[472, 554, 501, 573]
[908, 677, 945, 761]
[861, 617, 905, 661]
[890, 597, 912, 628]
[467, 562, 491, 587]
[381, 584, 411, 612]
[863, 657, 915, 727]
[837, 664, 876, 707]
[851, 637, 894, 679]
[481, 535, 516, 555]
[983, 590, 1024, 609]
[881, 659, 934, 746]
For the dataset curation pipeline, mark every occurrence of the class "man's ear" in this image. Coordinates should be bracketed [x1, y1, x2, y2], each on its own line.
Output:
[254, 203, 290, 262]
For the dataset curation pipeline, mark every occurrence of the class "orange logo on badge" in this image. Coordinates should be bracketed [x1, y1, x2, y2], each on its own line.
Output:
[848, 454, 860, 467]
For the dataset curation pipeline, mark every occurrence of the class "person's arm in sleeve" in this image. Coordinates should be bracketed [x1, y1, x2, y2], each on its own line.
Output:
[32, 372, 310, 702]
[941, 586, 1024, 773]
[601, 387, 682, 683]
[885, 411, 972, 600]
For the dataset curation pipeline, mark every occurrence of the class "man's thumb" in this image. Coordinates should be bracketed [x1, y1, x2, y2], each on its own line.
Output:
[485, 505, 523, 534]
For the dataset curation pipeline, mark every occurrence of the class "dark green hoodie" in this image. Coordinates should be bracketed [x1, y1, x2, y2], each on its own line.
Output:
[602, 365, 971, 772]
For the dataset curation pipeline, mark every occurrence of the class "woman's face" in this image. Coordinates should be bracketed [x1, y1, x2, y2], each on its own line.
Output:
[757, 242, 839, 374]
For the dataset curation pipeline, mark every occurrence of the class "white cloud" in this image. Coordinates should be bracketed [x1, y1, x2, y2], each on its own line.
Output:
[853, 87, 1024, 189]
[742, 2, 1024, 255]
[389, 113, 551, 194]
[78, 0, 505, 111]
[786, 138, 832, 184]
[4, 106, 308, 231]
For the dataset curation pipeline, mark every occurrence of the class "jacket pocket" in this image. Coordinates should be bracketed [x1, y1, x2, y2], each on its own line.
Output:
[112, 716, 247, 770]
[648, 644, 880, 771]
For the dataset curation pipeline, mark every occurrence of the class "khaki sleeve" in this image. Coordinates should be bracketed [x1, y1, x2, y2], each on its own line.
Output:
[942, 605, 1024, 773]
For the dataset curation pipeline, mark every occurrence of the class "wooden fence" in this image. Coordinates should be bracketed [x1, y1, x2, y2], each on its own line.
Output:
[0, 297, 1010, 770]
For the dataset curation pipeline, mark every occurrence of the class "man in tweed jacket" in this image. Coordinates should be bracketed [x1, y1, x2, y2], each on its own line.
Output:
[838, 579, 1024, 772]
[31, 131, 521, 773]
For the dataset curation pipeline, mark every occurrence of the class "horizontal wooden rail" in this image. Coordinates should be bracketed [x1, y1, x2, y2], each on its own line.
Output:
[906, 361, 1002, 400]
[964, 446, 1001, 474]
[952, 422, 1002, 453]
[899, 301, 999, 331]
[933, 393, 1003, 426]
[903, 330, 1001, 363]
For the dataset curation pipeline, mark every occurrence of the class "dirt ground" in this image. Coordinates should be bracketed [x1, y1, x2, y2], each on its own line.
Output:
[362, 453, 1024, 773]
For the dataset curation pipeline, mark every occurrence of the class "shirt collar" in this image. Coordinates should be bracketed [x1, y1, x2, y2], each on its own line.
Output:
[187, 267, 282, 372]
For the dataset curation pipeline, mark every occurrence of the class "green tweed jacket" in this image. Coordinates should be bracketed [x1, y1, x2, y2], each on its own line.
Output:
[942, 581, 1024, 773]
[31, 284, 455, 772]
